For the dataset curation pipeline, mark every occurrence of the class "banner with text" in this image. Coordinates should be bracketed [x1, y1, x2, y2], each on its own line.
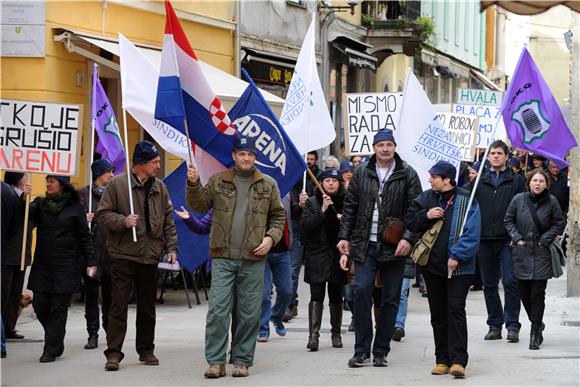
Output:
[436, 112, 479, 161]
[457, 88, 503, 106]
[453, 104, 507, 148]
[0, 99, 82, 175]
[344, 92, 403, 156]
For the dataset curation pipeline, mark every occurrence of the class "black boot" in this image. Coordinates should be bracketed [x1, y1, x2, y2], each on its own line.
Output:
[529, 326, 541, 350]
[307, 302, 323, 351]
[84, 334, 98, 349]
[330, 303, 343, 348]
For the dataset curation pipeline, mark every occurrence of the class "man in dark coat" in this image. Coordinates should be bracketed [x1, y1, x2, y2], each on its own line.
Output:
[547, 161, 569, 216]
[464, 140, 525, 342]
[79, 159, 115, 350]
[337, 128, 422, 368]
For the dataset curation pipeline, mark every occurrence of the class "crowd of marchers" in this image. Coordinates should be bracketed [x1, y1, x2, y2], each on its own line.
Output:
[1, 129, 569, 379]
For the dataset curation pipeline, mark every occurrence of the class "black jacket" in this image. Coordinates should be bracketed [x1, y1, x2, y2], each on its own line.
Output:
[465, 168, 524, 241]
[301, 190, 346, 285]
[27, 195, 96, 294]
[79, 185, 111, 277]
[549, 173, 569, 215]
[338, 153, 422, 264]
[504, 191, 565, 280]
[1, 182, 19, 268]
[3, 188, 33, 267]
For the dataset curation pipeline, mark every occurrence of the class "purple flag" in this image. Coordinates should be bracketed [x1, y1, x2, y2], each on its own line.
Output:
[501, 48, 577, 168]
[92, 63, 125, 174]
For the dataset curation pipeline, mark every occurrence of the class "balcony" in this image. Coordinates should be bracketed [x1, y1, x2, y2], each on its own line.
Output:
[361, 0, 421, 29]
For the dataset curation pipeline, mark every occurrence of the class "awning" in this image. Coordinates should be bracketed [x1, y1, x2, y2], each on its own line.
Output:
[329, 33, 377, 71]
[470, 69, 502, 92]
[480, 1, 580, 15]
[421, 48, 470, 79]
[242, 48, 296, 69]
[52, 29, 285, 108]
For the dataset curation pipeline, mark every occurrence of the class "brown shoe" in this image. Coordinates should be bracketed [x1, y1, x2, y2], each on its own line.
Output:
[204, 364, 226, 378]
[138, 353, 159, 366]
[484, 330, 502, 340]
[232, 363, 249, 377]
[104, 354, 122, 371]
[431, 364, 450, 375]
[450, 364, 465, 378]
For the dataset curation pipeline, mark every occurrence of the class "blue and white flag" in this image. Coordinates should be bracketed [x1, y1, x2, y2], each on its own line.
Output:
[397, 70, 462, 190]
[229, 70, 308, 196]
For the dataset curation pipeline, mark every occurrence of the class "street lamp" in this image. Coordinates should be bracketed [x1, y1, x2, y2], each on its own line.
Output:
[318, 0, 361, 15]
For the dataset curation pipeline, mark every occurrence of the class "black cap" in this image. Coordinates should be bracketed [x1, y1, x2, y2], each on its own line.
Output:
[318, 168, 343, 182]
[232, 135, 257, 155]
[133, 140, 160, 165]
[91, 159, 115, 178]
[428, 160, 456, 179]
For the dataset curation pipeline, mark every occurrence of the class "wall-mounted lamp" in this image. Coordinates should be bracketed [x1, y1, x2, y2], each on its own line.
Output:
[318, 0, 361, 15]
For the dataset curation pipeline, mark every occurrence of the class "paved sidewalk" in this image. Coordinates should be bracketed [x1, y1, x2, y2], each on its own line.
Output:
[1, 273, 578, 386]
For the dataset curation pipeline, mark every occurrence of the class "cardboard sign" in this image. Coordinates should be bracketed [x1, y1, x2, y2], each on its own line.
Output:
[0, 99, 83, 175]
[344, 92, 403, 156]
[457, 88, 503, 106]
[453, 104, 507, 149]
[436, 112, 479, 161]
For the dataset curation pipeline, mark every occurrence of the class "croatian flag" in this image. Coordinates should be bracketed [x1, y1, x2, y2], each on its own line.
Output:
[155, 0, 236, 168]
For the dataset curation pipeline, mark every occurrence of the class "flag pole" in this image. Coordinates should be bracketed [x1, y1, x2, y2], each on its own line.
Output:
[20, 179, 30, 271]
[182, 118, 195, 167]
[302, 154, 308, 192]
[88, 117, 96, 230]
[122, 108, 137, 242]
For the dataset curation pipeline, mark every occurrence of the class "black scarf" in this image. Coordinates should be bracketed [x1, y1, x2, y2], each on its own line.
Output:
[43, 192, 71, 215]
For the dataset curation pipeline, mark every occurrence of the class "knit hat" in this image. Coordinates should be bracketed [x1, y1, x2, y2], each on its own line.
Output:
[339, 160, 354, 174]
[373, 128, 397, 146]
[428, 160, 456, 179]
[507, 157, 520, 168]
[46, 175, 71, 185]
[91, 159, 115, 179]
[133, 140, 160, 165]
[232, 135, 257, 155]
[318, 168, 343, 183]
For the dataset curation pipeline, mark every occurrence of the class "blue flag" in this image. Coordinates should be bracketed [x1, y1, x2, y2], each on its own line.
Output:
[163, 162, 210, 273]
[228, 70, 307, 196]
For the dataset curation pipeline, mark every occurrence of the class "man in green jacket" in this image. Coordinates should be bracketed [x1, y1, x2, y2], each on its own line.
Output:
[96, 140, 178, 371]
[186, 136, 285, 378]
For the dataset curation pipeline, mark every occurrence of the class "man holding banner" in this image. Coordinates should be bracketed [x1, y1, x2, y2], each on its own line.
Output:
[186, 135, 285, 378]
[338, 129, 422, 368]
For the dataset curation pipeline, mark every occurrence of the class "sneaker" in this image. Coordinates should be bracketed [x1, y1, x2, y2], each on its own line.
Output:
[138, 353, 159, 366]
[257, 332, 269, 342]
[484, 330, 502, 340]
[372, 353, 387, 367]
[348, 352, 370, 368]
[450, 363, 465, 378]
[392, 327, 405, 342]
[431, 364, 450, 375]
[232, 363, 249, 377]
[274, 321, 287, 337]
[204, 364, 226, 378]
[507, 330, 519, 342]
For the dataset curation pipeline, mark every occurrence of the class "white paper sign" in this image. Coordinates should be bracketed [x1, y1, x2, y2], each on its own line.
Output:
[453, 104, 507, 148]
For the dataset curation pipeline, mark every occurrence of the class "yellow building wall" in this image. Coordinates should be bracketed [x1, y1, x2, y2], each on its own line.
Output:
[375, 54, 411, 93]
[1, 0, 236, 196]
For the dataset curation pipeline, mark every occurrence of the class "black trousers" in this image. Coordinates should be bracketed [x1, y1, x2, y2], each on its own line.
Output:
[423, 272, 473, 367]
[84, 273, 112, 336]
[310, 282, 342, 304]
[32, 292, 71, 356]
[1, 265, 26, 332]
[518, 279, 547, 330]
[105, 260, 157, 359]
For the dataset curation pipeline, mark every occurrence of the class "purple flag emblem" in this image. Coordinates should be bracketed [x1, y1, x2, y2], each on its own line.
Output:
[501, 48, 577, 168]
[92, 63, 126, 174]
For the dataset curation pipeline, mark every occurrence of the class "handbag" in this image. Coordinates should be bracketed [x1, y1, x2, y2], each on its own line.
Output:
[410, 219, 444, 266]
[524, 195, 566, 278]
[372, 178, 405, 245]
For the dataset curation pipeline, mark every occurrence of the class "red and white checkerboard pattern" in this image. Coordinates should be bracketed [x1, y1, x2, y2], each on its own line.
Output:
[209, 98, 236, 135]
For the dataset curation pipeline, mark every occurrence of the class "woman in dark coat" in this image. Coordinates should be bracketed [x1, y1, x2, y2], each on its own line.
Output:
[28, 175, 96, 362]
[301, 169, 346, 352]
[406, 161, 481, 378]
[504, 168, 565, 350]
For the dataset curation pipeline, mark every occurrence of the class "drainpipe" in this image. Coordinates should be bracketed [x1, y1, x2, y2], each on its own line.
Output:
[235, 0, 241, 77]
[320, 10, 336, 155]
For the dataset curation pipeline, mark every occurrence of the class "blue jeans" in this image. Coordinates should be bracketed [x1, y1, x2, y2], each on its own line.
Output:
[288, 239, 304, 310]
[395, 278, 411, 329]
[353, 242, 405, 356]
[259, 252, 292, 335]
[478, 241, 521, 332]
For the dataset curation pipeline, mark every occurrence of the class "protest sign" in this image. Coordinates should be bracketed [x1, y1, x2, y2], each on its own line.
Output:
[457, 88, 503, 106]
[453, 103, 507, 148]
[0, 99, 83, 175]
[344, 92, 403, 156]
[436, 112, 479, 161]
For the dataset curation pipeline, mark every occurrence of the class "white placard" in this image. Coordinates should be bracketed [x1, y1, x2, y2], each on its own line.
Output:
[453, 104, 507, 148]
[0, 99, 83, 175]
[344, 92, 403, 156]
[436, 112, 479, 161]
[457, 88, 503, 106]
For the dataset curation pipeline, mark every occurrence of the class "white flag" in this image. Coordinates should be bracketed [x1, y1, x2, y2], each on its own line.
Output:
[118, 33, 224, 185]
[397, 70, 462, 190]
[279, 15, 335, 155]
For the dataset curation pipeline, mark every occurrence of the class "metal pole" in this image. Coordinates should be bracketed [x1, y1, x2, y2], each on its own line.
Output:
[122, 108, 137, 242]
